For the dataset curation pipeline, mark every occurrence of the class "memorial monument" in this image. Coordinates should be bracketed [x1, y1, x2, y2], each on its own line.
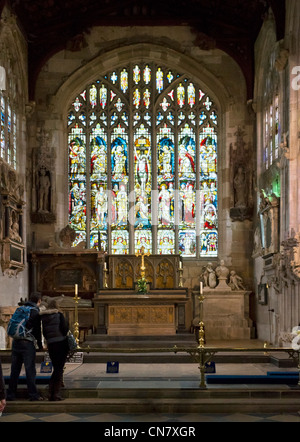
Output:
[192, 260, 253, 340]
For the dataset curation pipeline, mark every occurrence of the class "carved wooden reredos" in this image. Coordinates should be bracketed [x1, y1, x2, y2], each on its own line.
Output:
[31, 251, 182, 297]
[109, 255, 181, 290]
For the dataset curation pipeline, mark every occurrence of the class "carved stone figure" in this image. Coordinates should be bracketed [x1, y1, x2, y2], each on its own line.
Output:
[38, 167, 51, 213]
[9, 211, 21, 242]
[202, 262, 217, 288]
[229, 127, 253, 221]
[234, 166, 247, 208]
[228, 270, 246, 290]
[215, 259, 230, 289]
[215, 259, 229, 278]
[31, 124, 56, 224]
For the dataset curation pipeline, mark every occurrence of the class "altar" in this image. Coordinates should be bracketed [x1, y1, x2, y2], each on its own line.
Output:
[94, 289, 188, 335]
[93, 252, 189, 335]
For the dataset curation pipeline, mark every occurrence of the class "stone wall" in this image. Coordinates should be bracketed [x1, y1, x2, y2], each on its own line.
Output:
[0, 6, 29, 308]
[253, 4, 300, 345]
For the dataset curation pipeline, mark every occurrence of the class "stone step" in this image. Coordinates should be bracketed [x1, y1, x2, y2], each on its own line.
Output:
[5, 392, 300, 414]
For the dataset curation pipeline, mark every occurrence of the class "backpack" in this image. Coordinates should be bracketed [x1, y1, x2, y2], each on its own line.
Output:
[7, 305, 36, 339]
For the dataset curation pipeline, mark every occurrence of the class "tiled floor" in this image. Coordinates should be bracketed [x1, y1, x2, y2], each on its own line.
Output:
[1, 411, 300, 422]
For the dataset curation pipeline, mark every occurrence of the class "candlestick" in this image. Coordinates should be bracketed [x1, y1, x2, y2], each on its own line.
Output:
[103, 262, 108, 288]
[198, 321, 205, 348]
[73, 285, 81, 346]
[198, 284, 206, 348]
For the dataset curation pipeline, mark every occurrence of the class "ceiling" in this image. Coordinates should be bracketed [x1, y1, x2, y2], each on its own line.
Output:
[1, 0, 285, 100]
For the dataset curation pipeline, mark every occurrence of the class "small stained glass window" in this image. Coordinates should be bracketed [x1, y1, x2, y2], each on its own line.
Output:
[0, 92, 17, 169]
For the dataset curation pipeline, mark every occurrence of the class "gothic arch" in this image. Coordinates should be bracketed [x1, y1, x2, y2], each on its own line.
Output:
[0, 6, 28, 113]
[44, 41, 250, 262]
[254, 12, 279, 111]
[52, 43, 233, 117]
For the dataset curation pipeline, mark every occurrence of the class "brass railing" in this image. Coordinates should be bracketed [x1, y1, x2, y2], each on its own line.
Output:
[1, 345, 299, 389]
[2, 285, 299, 390]
[81, 344, 300, 389]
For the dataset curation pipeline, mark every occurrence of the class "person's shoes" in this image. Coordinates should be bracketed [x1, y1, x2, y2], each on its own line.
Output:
[29, 396, 44, 401]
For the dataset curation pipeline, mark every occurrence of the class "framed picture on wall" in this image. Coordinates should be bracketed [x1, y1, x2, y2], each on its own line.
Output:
[258, 283, 268, 305]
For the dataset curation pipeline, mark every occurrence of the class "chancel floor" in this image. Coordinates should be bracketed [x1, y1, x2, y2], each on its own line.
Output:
[1, 411, 300, 422]
[2, 361, 300, 422]
[1, 340, 300, 423]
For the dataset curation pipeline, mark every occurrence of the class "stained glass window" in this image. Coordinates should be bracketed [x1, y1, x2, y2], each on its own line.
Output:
[1, 95, 5, 159]
[199, 125, 218, 256]
[263, 95, 279, 169]
[0, 92, 17, 169]
[111, 125, 129, 254]
[262, 51, 280, 170]
[67, 63, 218, 257]
[68, 125, 87, 246]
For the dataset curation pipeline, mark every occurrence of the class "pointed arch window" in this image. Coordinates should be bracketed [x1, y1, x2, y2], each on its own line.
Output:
[262, 52, 280, 170]
[0, 91, 17, 169]
[68, 63, 218, 258]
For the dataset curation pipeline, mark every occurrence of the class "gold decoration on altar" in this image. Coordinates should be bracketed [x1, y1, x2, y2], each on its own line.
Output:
[135, 246, 150, 280]
[135, 246, 150, 293]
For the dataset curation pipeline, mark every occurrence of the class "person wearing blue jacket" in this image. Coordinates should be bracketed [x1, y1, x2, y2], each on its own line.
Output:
[7, 292, 43, 401]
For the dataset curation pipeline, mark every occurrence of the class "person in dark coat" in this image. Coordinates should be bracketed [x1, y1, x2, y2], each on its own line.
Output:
[7, 292, 44, 401]
[0, 357, 6, 414]
[40, 299, 69, 401]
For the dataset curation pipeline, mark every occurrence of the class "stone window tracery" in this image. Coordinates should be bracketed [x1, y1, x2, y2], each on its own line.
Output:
[67, 62, 219, 258]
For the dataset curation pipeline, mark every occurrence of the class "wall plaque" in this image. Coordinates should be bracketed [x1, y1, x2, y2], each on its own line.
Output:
[55, 269, 82, 287]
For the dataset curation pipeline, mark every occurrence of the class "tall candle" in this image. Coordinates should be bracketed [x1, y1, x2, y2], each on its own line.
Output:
[200, 281, 203, 295]
[104, 262, 107, 270]
[75, 284, 78, 296]
[179, 261, 182, 269]
[98, 231, 101, 251]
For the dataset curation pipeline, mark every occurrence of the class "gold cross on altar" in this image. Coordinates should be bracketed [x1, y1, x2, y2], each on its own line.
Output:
[136, 246, 150, 279]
